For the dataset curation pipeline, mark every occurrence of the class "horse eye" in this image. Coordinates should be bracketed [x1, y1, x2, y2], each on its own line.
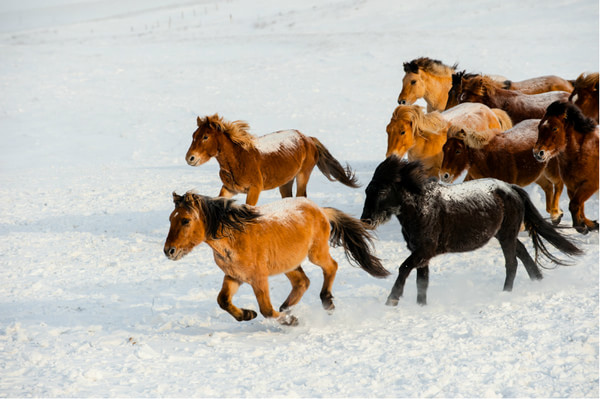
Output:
[203, 135, 209, 140]
[400, 131, 405, 136]
[410, 80, 416, 85]
[455, 149, 462, 155]
[552, 127, 558, 132]
[181, 218, 190, 226]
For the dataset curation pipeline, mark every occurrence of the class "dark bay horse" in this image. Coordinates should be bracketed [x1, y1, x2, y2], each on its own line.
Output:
[186, 114, 359, 205]
[457, 75, 570, 123]
[360, 157, 581, 306]
[164, 193, 389, 325]
[446, 72, 573, 110]
[440, 119, 564, 223]
[569, 72, 599, 123]
[533, 101, 599, 234]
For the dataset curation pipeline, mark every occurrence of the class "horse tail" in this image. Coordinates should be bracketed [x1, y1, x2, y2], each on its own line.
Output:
[513, 185, 582, 266]
[492, 108, 513, 131]
[323, 207, 390, 278]
[310, 137, 360, 188]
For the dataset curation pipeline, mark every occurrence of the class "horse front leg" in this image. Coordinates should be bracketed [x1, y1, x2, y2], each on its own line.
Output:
[386, 253, 429, 306]
[568, 188, 599, 234]
[245, 185, 262, 206]
[217, 275, 257, 322]
[251, 278, 298, 326]
[218, 186, 235, 198]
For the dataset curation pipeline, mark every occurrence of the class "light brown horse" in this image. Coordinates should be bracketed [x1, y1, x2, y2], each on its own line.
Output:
[397, 57, 457, 111]
[569, 72, 599, 123]
[458, 75, 570, 124]
[185, 114, 359, 205]
[533, 101, 599, 233]
[446, 72, 573, 110]
[440, 119, 564, 223]
[386, 102, 512, 177]
[163, 193, 389, 325]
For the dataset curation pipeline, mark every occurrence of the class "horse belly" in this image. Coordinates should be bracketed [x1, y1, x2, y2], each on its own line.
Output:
[438, 202, 503, 253]
[261, 151, 307, 190]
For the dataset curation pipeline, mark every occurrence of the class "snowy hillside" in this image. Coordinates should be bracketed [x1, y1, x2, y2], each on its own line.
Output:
[1, 0, 598, 397]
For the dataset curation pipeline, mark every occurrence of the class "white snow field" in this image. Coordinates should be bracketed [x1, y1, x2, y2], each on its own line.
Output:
[1, 0, 598, 397]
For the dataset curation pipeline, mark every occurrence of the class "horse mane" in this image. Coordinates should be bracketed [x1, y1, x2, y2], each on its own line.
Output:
[391, 105, 447, 138]
[462, 75, 501, 97]
[452, 70, 479, 85]
[375, 156, 427, 195]
[447, 124, 500, 149]
[200, 114, 256, 151]
[403, 57, 457, 76]
[545, 101, 598, 134]
[573, 72, 599, 91]
[175, 191, 261, 239]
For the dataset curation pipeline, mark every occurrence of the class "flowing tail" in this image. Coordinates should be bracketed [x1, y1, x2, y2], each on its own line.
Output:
[492, 108, 513, 131]
[311, 137, 360, 188]
[323, 208, 390, 278]
[513, 186, 582, 265]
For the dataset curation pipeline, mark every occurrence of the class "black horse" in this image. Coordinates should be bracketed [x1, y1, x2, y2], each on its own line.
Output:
[360, 157, 582, 306]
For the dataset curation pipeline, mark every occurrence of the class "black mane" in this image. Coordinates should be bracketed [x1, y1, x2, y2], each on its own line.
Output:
[545, 101, 597, 134]
[373, 156, 427, 195]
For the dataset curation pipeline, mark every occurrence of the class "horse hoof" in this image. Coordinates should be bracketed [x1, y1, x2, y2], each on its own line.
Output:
[574, 224, 589, 235]
[278, 314, 298, 326]
[241, 309, 257, 321]
[551, 213, 563, 225]
[385, 297, 399, 307]
[321, 299, 335, 312]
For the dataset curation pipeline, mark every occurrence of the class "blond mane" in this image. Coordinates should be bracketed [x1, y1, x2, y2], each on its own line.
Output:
[447, 124, 501, 149]
[404, 57, 457, 76]
[391, 105, 448, 138]
[573, 72, 599, 90]
[201, 114, 256, 150]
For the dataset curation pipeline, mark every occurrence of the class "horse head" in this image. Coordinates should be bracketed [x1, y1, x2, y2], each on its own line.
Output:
[398, 61, 426, 105]
[164, 192, 260, 260]
[569, 72, 599, 123]
[458, 75, 492, 104]
[386, 105, 420, 158]
[440, 136, 468, 183]
[361, 157, 425, 227]
[186, 115, 224, 166]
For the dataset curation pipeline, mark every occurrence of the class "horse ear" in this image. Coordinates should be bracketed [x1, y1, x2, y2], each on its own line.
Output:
[455, 129, 467, 140]
[197, 116, 202, 127]
[173, 192, 183, 205]
[594, 81, 599, 91]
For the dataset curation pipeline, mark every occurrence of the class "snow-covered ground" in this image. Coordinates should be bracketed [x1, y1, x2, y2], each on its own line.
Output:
[1, 0, 598, 396]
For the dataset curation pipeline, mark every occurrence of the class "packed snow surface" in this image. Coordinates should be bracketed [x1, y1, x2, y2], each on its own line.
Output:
[1, 0, 598, 397]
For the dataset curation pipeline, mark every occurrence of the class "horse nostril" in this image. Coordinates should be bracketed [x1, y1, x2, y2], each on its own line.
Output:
[398, 100, 406, 105]
[188, 156, 195, 163]
[443, 173, 449, 180]
[164, 247, 176, 257]
[538, 150, 544, 157]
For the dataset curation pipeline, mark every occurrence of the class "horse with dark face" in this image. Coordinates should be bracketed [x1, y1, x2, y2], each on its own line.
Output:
[446, 72, 573, 111]
[533, 101, 599, 234]
[360, 158, 581, 306]
[397, 57, 458, 111]
[164, 192, 389, 325]
[185, 114, 359, 205]
[458, 75, 570, 124]
[440, 119, 564, 224]
[569, 72, 599, 124]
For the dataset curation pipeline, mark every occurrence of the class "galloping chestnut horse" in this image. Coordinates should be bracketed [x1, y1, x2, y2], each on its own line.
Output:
[386, 102, 512, 177]
[446, 72, 573, 110]
[360, 158, 581, 306]
[397, 57, 458, 111]
[186, 114, 359, 206]
[440, 119, 564, 223]
[569, 72, 599, 123]
[533, 101, 599, 234]
[164, 192, 389, 325]
[458, 75, 570, 124]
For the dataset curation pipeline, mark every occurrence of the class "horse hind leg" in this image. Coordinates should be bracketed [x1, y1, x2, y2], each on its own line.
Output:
[278, 180, 294, 199]
[387, 252, 429, 306]
[498, 238, 519, 292]
[515, 240, 543, 281]
[279, 266, 310, 312]
[416, 266, 429, 306]
[308, 245, 338, 312]
[251, 277, 298, 326]
[568, 187, 599, 234]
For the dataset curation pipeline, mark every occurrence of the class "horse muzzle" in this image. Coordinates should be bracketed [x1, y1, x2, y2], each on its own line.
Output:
[186, 154, 210, 166]
[164, 246, 186, 261]
[532, 149, 549, 163]
[440, 172, 454, 183]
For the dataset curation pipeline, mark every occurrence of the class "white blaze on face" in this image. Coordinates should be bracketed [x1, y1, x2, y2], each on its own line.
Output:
[571, 93, 579, 103]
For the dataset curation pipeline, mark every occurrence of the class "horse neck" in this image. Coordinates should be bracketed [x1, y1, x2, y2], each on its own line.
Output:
[214, 134, 254, 173]
[422, 72, 453, 111]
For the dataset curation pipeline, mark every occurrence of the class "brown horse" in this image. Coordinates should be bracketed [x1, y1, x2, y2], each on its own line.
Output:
[163, 192, 389, 325]
[569, 72, 599, 123]
[533, 101, 599, 233]
[446, 72, 574, 110]
[386, 102, 512, 177]
[397, 57, 457, 111]
[458, 75, 571, 124]
[440, 119, 564, 223]
[185, 114, 359, 206]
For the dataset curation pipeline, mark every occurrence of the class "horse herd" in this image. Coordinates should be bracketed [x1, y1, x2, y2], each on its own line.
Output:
[163, 57, 598, 326]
